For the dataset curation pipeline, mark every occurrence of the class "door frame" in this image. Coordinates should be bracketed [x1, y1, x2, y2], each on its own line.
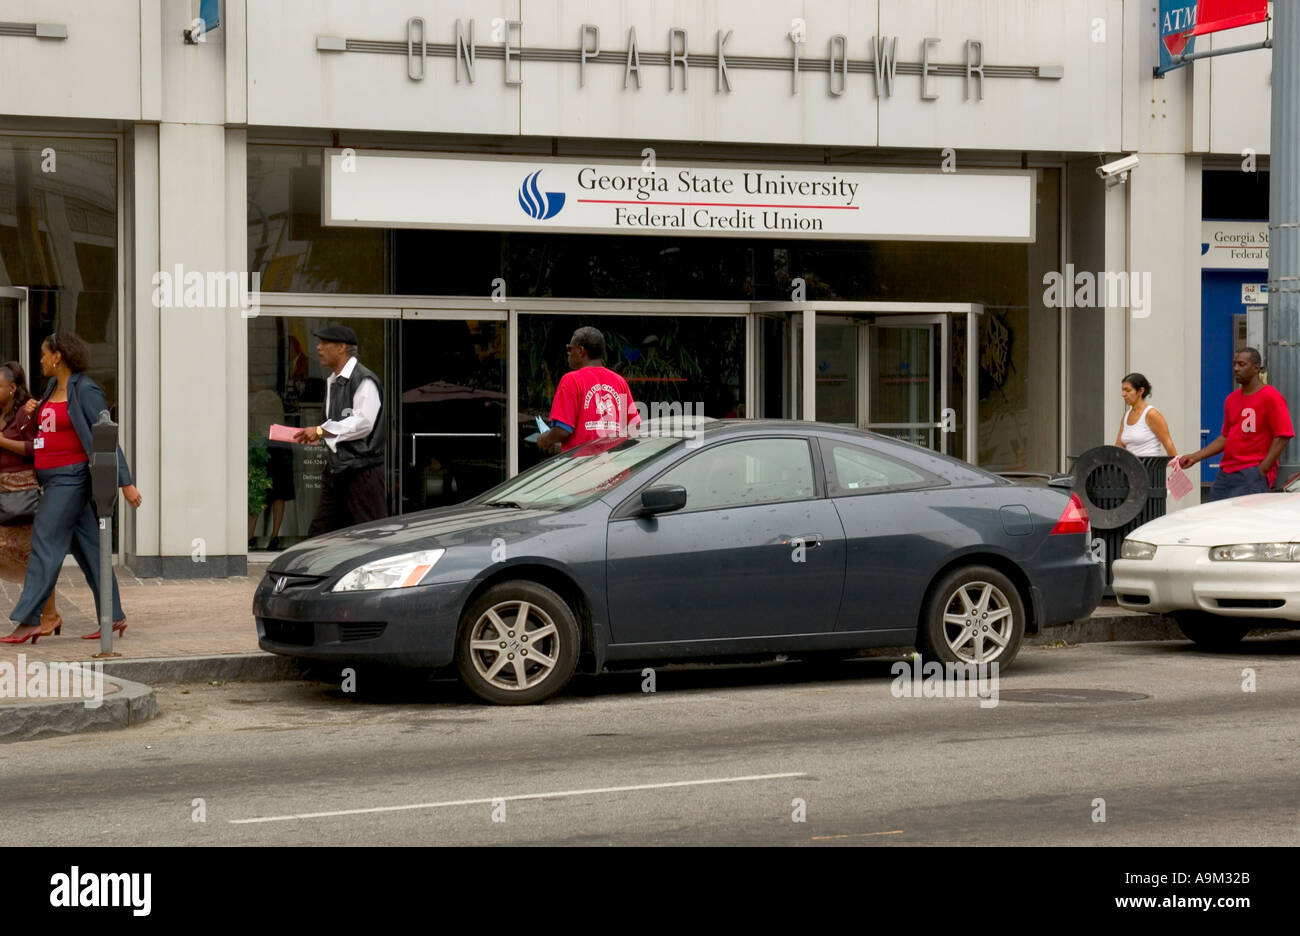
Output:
[255, 293, 752, 483]
[254, 295, 981, 486]
[0, 286, 30, 376]
[752, 301, 981, 463]
[867, 313, 949, 455]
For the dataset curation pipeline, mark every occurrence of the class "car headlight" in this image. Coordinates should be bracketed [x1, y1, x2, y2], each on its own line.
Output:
[1120, 540, 1157, 560]
[332, 549, 446, 592]
[1209, 543, 1300, 562]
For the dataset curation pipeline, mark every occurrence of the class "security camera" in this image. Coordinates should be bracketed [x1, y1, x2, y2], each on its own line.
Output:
[1096, 155, 1140, 182]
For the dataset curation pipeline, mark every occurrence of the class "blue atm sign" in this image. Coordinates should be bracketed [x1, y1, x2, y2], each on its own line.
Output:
[1157, 0, 1198, 74]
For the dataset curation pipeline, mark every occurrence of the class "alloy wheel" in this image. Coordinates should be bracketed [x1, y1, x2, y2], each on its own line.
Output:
[940, 581, 1015, 664]
[467, 600, 561, 692]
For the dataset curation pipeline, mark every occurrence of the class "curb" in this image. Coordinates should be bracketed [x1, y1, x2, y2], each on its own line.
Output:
[98, 652, 313, 686]
[1028, 611, 1182, 645]
[0, 673, 158, 744]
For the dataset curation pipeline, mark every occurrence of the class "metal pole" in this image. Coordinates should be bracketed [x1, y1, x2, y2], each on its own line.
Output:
[1168, 37, 1271, 66]
[1269, 0, 1300, 484]
[99, 516, 112, 655]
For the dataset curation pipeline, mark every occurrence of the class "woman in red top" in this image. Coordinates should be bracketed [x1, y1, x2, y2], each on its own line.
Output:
[0, 362, 61, 635]
[2, 334, 142, 644]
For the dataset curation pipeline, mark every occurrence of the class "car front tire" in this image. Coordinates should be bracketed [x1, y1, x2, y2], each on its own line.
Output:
[1174, 611, 1253, 650]
[918, 565, 1026, 669]
[456, 581, 580, 705]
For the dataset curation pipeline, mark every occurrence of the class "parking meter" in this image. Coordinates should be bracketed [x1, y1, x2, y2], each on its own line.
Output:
[90, 411, 119, 518]
[89, 411, 119, 656]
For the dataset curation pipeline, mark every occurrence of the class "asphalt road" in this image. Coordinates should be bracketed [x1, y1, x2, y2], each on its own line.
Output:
[4, 636, 1299, 846]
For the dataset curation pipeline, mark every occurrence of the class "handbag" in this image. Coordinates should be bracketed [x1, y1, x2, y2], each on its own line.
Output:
[0, 486, 40, 525]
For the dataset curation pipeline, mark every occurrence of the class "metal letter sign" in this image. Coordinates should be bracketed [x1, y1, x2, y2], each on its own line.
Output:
[1157, 0, 1198, 75]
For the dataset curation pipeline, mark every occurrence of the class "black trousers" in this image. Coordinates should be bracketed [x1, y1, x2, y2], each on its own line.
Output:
[308, 464, 388, 537]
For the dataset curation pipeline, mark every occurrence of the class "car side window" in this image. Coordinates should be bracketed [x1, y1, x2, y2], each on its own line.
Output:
[654, 438, 816, 511]
[823, 440, 938, 495]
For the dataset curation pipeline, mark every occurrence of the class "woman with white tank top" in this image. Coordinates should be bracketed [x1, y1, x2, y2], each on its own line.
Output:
[1114, 372, 1177, 457]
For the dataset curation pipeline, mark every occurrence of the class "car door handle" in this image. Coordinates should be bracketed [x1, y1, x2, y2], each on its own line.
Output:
[786, 534, 823, 548]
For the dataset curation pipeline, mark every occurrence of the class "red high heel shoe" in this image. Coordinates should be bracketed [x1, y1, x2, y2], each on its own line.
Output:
[82, 619, 126, 641]
[0, 626, 42, 645]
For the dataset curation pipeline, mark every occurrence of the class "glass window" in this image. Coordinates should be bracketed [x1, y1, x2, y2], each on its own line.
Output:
[0, 136, 118, 409]
[518, 313, 745, 473]
[248, 316, 393, 550]
[655, 438, 814, 511]
[248, 145, 385, 294]
[823, 440, 936, 496]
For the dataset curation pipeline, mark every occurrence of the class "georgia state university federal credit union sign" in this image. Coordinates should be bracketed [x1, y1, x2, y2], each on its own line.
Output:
[323, 152, 1036, 242]
[315, 18, 1064, 99]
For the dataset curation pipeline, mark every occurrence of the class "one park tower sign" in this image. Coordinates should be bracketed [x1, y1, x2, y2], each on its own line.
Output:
[315, 17, 1065, 100]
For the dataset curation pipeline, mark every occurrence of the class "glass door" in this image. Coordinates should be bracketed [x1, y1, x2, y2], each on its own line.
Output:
[814, 316, 860, 426]
[867, 315, 949, 454]
[0, 286, 27, 373]
[399, 316, 506, 513]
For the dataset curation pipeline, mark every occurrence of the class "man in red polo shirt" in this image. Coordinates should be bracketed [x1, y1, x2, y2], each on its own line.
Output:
[537, 327, 640, 453]
[1179, 348, 1295, 501]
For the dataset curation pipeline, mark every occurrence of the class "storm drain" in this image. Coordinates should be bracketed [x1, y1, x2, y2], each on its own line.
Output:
[997, 688, 1148, 704]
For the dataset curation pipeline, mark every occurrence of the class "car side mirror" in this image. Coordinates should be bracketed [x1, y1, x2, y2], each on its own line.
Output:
[640, 485, 687, 515]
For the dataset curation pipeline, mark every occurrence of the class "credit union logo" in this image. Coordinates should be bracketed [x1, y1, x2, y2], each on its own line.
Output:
[518, 170, 566, 220]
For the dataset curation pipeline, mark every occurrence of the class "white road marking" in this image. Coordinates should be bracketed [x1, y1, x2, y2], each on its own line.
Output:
[229, 772, 807, 824]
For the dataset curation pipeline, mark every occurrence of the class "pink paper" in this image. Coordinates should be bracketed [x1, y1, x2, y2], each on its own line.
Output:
[1166, 458, 1194, 501]
[268, 423, 304, 443]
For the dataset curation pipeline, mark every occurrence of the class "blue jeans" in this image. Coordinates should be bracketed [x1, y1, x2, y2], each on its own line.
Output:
[1207, 466, 1270, 502]
[9, 463, 124, 627]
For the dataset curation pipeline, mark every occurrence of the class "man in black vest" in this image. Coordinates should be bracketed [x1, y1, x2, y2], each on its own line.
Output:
[294, 324, 387, 535]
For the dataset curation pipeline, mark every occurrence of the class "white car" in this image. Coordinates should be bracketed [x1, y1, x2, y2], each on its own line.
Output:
[1112, 474, 1300, 648]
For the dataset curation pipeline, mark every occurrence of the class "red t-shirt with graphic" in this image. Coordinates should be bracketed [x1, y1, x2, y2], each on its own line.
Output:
[549, 365, 640, 451]
[35, 401, 89, 470]
[1219, 384, 1295, 485]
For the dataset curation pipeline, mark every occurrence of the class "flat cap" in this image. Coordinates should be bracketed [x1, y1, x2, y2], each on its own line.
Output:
[312, 324, 358, 345]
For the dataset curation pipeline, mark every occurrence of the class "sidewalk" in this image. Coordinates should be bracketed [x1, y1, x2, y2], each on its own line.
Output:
[0, 563, 266, 665]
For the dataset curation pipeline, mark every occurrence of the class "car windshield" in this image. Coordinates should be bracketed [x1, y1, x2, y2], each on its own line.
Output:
[476, 435, 683, 509]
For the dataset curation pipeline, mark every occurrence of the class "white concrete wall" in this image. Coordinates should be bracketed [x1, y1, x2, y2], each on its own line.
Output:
[0, 0, 142, 119]
[1202, 2, 1274, 156]
[246, 0, 1123, 151]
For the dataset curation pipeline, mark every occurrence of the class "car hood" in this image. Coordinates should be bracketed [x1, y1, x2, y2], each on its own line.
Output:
[1124, 492, 1300, 547]
[266, 503, 560, 576]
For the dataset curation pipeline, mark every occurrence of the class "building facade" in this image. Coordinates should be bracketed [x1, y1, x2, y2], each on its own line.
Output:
[0, 0, 1279, 576]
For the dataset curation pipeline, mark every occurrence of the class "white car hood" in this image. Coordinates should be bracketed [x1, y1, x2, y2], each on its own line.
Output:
[1125, 492, 1300, 547]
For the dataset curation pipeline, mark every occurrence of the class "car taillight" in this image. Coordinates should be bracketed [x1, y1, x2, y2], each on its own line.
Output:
[1050, 492, 1090, 534]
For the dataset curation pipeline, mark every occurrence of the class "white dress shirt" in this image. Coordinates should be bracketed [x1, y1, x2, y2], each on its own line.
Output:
[321, 357, 380, 452]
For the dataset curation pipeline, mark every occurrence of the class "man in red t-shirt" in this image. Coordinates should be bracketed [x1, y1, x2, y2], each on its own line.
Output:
[537, 327, 640, 454]
[1180, 348, 1295, 501]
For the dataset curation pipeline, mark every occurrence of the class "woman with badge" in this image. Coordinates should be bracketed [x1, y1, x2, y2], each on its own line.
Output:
[1, 334, 143, 644]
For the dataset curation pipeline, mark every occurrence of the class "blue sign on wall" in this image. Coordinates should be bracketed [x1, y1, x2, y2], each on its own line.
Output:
[199, 0, 220, 33]
[1157, 0, 1198, 75]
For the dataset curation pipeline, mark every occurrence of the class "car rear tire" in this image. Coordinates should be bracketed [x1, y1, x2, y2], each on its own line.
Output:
[918, 565, 1025, 670]
[456, 581, 580, 705]
[1174, 612, 1253, 650]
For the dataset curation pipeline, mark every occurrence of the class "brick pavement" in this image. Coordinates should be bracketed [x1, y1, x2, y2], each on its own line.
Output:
[0, 563, 268, 669]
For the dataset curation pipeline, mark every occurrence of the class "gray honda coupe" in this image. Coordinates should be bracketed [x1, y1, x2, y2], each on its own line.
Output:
[254, 420, 1102, 704]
